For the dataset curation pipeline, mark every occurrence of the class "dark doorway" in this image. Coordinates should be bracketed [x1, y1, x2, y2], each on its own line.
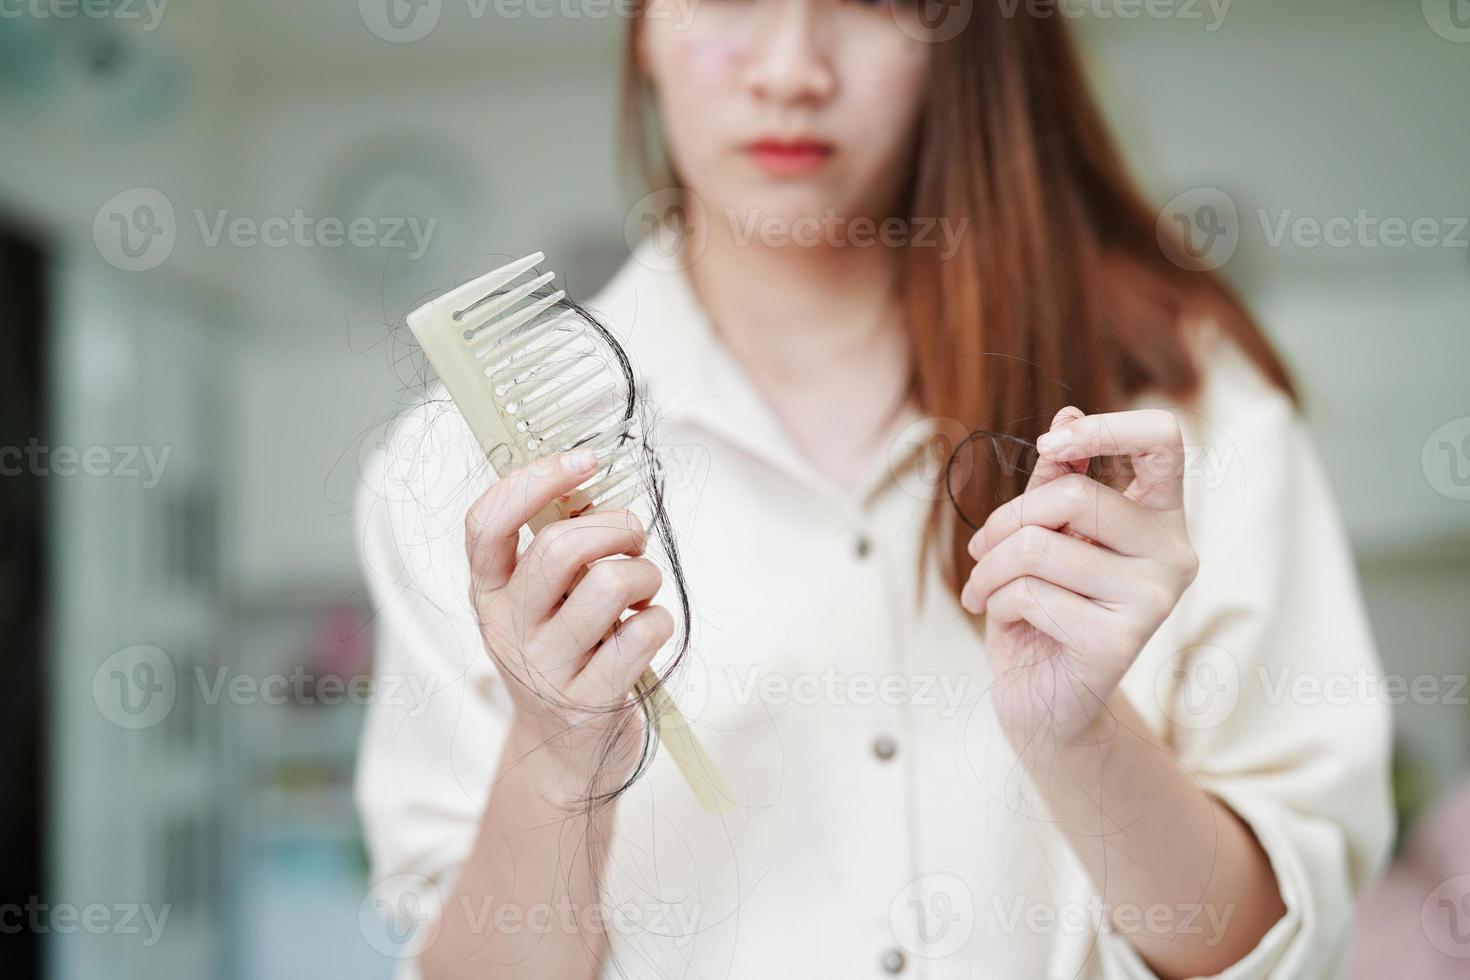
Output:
[0, 219, 50, 979]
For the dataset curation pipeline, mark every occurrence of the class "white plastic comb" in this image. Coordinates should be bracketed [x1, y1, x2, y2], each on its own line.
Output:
[407, 252, 731, 815]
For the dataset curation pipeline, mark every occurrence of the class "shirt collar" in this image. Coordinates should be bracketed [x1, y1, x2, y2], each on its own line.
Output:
[586, 238, 934, 516]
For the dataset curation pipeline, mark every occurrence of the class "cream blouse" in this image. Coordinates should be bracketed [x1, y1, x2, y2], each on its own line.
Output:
[354, 241, 1392, 980]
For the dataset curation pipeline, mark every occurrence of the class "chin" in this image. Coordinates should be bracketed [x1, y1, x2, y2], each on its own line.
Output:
[720, 180, 853, 225]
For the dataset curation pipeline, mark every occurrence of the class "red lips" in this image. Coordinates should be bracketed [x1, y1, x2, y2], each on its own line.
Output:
[746, 138, 835, 176]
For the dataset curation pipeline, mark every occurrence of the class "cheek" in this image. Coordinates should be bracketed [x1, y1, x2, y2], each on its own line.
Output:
[675, 36, 746, 88]
[645, 31, 749, 171]
[832, 50, 928, 198]
[642, 12, 748, 95]
[840, 41, 928, 139]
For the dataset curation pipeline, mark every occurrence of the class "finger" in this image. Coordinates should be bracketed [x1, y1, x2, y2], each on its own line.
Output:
[1024, 405, 1088, 492]
[961, 525, 1135, 613]
[969, 472, 1169, 561]
[547, 557, 664, 659]
[512, 510, 649, 621]
[984, 578, 1113, 730]
[984, 575, 1110, 655]
[568, 605, 675, 708]
[465, 450, 600, 591]
[1035, 409, 1186, 510]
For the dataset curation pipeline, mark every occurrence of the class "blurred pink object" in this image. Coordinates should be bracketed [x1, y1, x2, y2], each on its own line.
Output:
[1348, 777, 1470, 978]
[311, 603, 372, 675]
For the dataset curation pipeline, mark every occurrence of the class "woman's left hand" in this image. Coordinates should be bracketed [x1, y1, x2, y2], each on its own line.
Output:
[960, 406, 1199, 742]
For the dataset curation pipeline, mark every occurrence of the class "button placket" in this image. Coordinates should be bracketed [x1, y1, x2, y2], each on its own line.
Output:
[862, 494, 929, 980]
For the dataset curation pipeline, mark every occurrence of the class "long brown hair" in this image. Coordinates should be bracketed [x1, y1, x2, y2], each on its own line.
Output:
[621, 10, 1294, 603]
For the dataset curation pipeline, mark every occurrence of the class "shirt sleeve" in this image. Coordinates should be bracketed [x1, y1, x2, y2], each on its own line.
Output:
[1072, 337, 1396, 979]
[352, 400, 513, 978]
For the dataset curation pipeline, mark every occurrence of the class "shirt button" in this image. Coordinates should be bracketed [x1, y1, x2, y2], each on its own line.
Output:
[872, 734, 898, 761]
[880, 948, 907, 973]
[855, 534, 872, 559]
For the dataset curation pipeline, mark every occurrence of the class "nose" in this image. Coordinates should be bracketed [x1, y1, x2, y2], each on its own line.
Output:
[740, 0, 837, 107]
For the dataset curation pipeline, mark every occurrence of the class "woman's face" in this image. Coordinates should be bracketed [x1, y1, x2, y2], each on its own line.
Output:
[637, 0, 932, 239]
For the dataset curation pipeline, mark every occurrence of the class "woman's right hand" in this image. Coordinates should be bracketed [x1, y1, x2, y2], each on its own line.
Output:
[463, 448, 674, 793]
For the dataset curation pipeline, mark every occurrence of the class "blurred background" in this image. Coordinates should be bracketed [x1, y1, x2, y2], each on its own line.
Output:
[0, 0, 1467, 977]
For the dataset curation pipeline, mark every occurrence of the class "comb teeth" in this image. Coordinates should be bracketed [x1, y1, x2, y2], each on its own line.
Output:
[406, 253, 641, 516]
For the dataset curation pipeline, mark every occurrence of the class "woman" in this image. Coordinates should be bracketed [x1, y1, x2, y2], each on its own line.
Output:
[355, 3, 1392, 978]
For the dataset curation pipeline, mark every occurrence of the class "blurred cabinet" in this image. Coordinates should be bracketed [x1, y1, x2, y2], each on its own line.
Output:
[48, 259, 229, 980]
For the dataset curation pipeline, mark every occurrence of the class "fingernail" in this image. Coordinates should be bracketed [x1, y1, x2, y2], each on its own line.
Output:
[562, 449, 597, 473]
[1037, 430, 1072, 455]
[960, 584, 977, 613]
[967, 532, 987, 560]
